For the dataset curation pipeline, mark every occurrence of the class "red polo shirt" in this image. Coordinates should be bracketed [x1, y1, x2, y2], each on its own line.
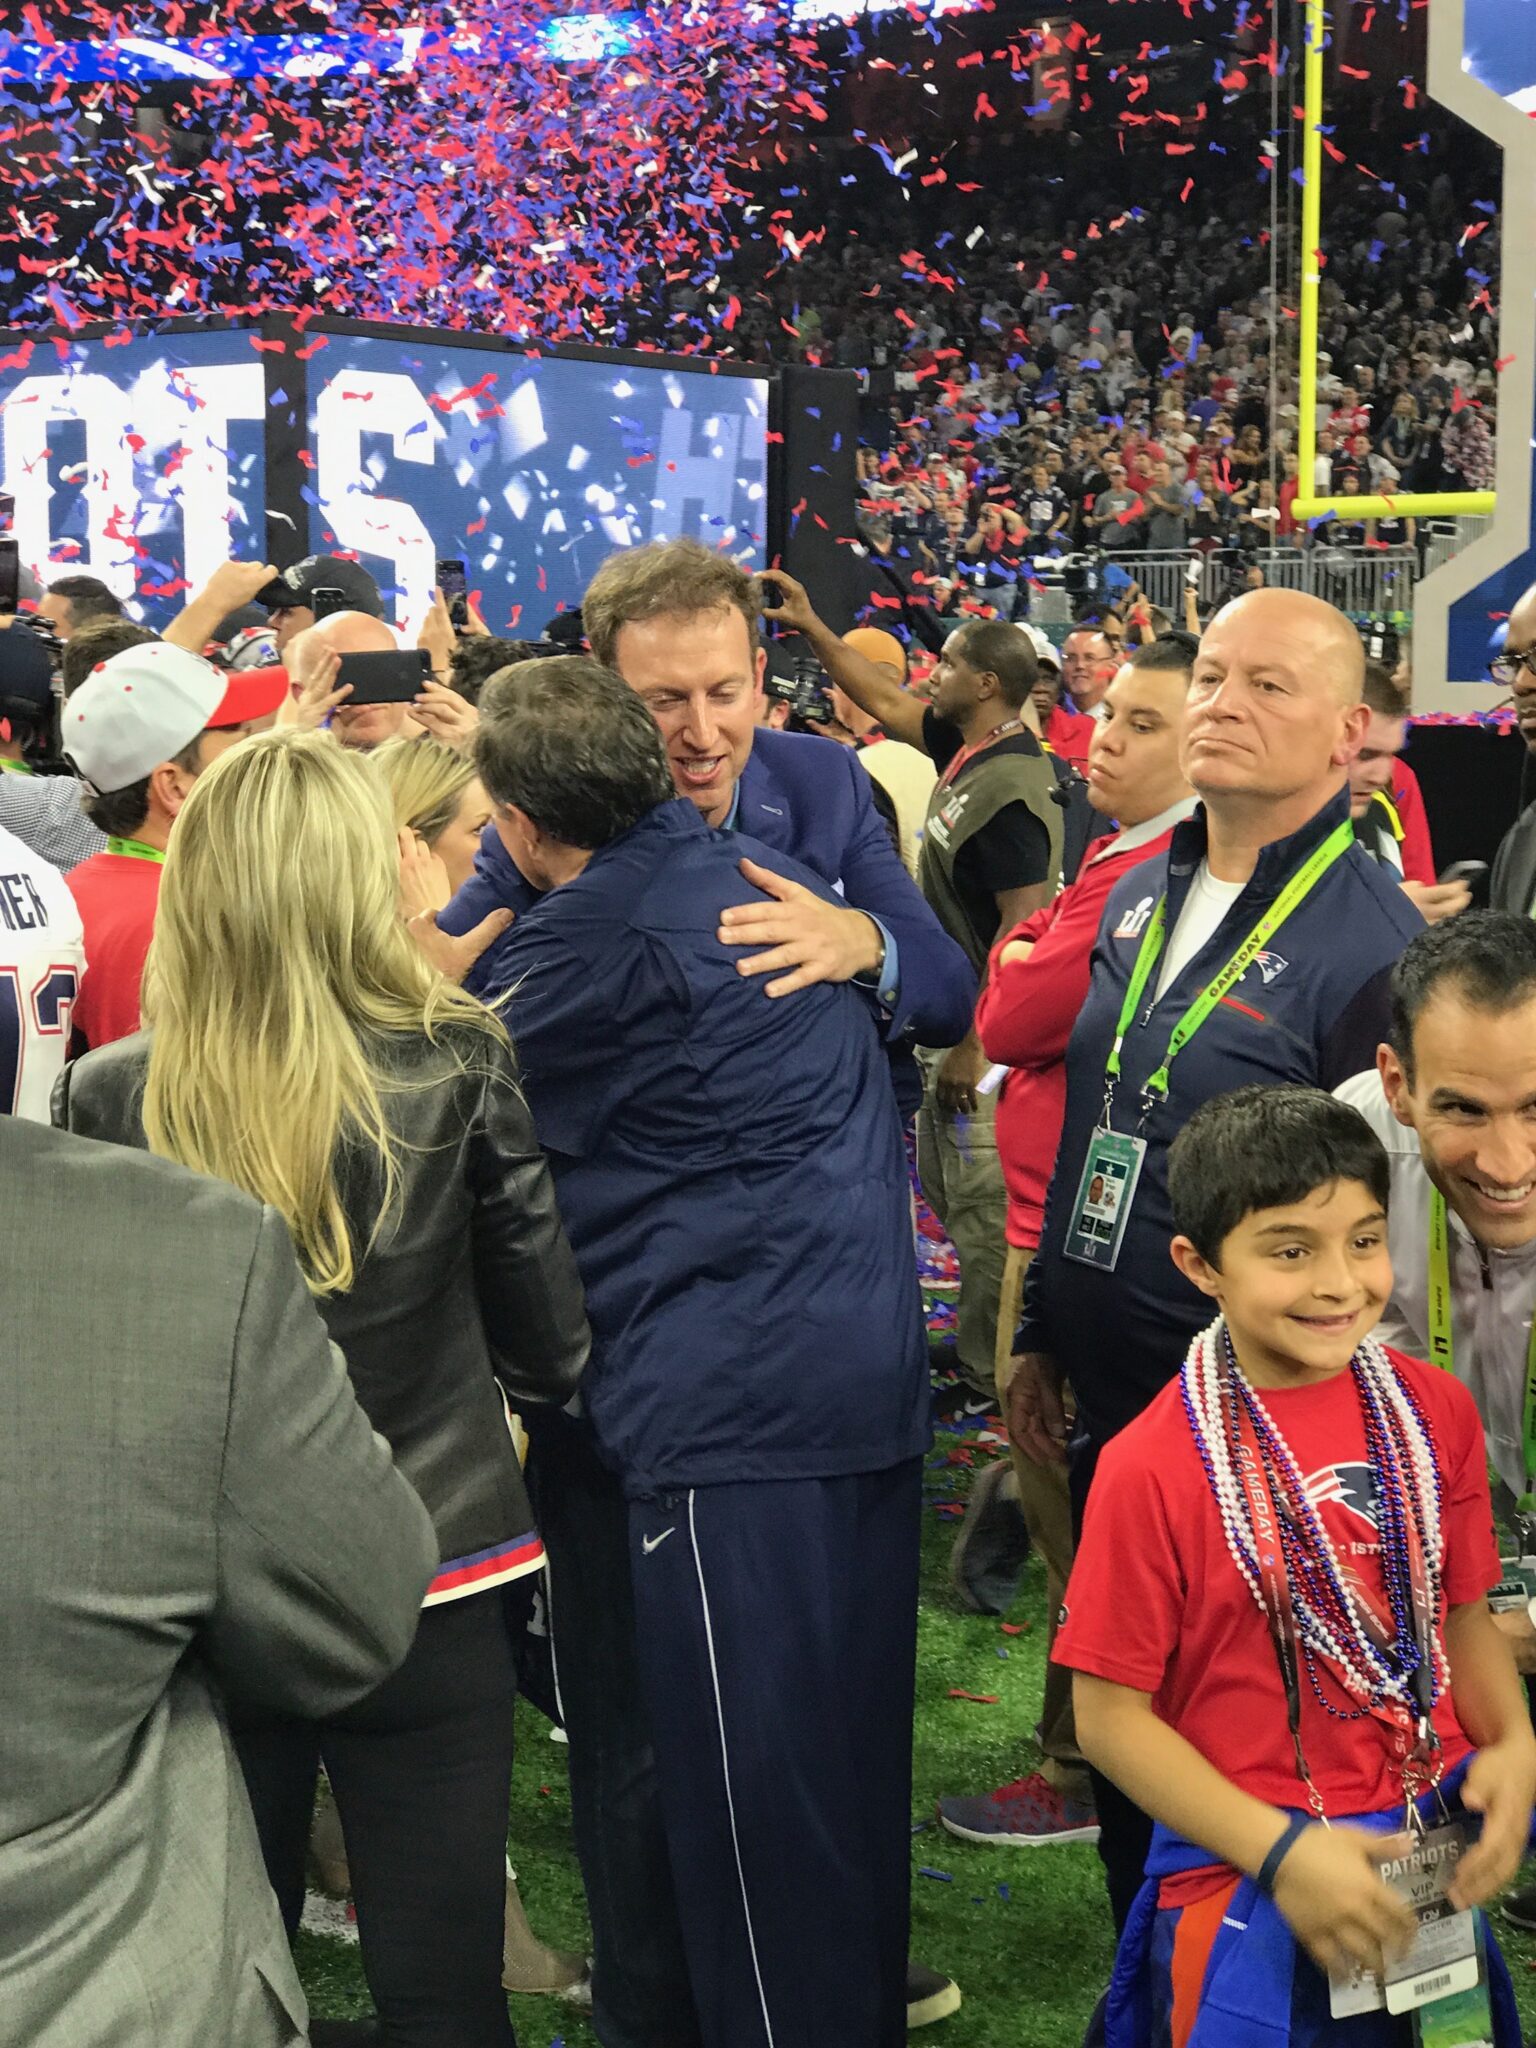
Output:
[65, 846, 163, 1050]
[976, 809, 1185, 1249]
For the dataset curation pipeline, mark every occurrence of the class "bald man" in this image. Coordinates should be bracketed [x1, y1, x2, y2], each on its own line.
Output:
[286, 610, 476, 754]
[1009, 588, 1424, 1932]
[1492, 578, 1536, 915]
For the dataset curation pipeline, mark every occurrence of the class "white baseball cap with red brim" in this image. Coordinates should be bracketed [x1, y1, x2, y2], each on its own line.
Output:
[64, 641, 288, 796]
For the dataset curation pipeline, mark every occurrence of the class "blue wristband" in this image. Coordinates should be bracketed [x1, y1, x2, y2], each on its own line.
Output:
[1255, 1816, 1313, 1897]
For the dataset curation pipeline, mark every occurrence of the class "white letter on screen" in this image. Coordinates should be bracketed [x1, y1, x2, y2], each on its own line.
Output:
[171, 364, 266, 595]
[2, 373, 139, 598]
[314, 372, 438, 638]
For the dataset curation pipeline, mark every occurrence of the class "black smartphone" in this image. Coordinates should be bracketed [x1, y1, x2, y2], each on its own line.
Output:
[1436, 859, 1489, 888]
[436, 556, 469, 630]
[0, 537, 19, 614]
[334, 648, 431, 705]
[310, 584, 349, 623]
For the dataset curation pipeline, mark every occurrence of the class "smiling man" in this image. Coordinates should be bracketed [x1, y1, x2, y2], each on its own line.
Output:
[1337, 910, 1536, 1591]
[1007, 586, 1425, 1933]
[1334, 912, 1536, 1927]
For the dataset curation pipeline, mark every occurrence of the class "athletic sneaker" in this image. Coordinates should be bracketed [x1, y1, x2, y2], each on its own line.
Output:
[948, 1458, 1032, 1614]
[1504, 1882, 1536, 1932]
[938, 1770, 1100, 1847]
[906, 1962, 962, 2028]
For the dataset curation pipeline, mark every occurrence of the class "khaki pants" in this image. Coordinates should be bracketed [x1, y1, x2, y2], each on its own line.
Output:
[996, 1244, 1092, 1805]
[915, 1047, 1008, 1396]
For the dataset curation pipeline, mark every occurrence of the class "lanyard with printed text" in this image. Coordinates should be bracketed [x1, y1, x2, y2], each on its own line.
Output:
[1103, 818, 1355, 1117]
[937, 718, 1025, 790]
[1427, 1187, 1536, 1515]
[106, 836, 166, 864]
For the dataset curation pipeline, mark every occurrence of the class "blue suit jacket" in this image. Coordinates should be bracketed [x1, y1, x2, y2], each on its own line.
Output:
[442, 727, 976, 1114]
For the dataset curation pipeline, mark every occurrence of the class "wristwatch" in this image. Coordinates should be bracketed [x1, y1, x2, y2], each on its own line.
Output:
[851, 922, 889, 994]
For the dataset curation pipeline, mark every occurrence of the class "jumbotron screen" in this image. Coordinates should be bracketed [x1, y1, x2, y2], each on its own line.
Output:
[301, 331, 771, 636]
[0, 325, 771, 635]
[0, 329, 268, 627]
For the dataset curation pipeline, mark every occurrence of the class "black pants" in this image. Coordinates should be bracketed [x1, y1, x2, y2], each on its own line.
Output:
[528, 1411, 920, 2048]
[231, 1586, 528, 2048]
[1069, 1432, 1155, 1937]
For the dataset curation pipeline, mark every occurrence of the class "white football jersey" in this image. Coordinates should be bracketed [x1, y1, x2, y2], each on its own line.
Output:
[0, 818, 87, 1123]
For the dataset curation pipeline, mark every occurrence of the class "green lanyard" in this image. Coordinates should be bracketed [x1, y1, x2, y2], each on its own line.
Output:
[1106, 818, 1355, 1107]
[0, 757, 34, 776]
[1427, 1187, 1536, 1513]
[106, 836, 166, 864]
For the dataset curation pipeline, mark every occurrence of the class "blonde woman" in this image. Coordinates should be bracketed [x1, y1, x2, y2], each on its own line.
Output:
[55, 730, 590, 2048]
[374, 733, 495, 894]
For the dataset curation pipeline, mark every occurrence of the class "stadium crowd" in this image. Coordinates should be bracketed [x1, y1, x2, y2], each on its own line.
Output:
[701, 126, 1502, 618]
[8, 497, 1536, 2048]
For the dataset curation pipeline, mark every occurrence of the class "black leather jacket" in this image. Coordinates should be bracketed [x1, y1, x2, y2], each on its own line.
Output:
[54, 1026, 590, 1602]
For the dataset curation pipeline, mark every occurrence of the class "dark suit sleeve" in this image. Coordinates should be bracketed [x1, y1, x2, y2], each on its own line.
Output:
[468, 1044, 591, 1409]
[438, 822, 541, 1000]
[831, 746, 977, 1047]
[1317, 963, 1398, 1094]
[204, 1207, 438, 1719]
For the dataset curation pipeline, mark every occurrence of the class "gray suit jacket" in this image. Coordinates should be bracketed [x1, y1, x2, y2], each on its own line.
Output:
[0, 1117, 438, 2048]
[1492, 801, 1536, 920]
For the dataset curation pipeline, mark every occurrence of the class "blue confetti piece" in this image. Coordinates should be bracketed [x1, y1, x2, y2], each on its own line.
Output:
[918, 1867, 953, 1884]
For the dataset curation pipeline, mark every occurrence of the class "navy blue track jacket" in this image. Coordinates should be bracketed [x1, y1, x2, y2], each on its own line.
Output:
[490, 799, 930, 1496]
[1017, 790, 1425, 1444]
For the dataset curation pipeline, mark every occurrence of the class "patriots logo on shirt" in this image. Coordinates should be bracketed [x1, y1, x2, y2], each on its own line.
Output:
[1304, 1461, 1378, 1534]
[1302, 1461, 1394, 1644]
[1251, 950, 1289, 985]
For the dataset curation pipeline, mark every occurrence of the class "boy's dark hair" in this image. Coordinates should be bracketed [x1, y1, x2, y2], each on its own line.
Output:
[1388, 912, 1536, 1085]
[1168, 1085, 1390, 1265]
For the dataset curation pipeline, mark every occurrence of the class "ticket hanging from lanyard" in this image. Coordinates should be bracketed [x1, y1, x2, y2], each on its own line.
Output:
[1426, 1187, 1536, 1517]
[1102, 819, 1355, 1117]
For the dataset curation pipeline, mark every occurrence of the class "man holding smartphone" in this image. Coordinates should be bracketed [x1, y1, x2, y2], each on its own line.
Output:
[255, 556, 386, 655]
[287, 613, 479, 753]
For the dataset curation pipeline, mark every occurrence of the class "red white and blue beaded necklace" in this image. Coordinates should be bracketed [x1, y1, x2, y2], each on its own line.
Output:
[1181, 1317, 1448, 1827]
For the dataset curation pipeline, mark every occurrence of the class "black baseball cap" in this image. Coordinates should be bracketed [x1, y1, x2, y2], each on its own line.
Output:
[254, 554, 384, 619]
[0, 620, 55, 710]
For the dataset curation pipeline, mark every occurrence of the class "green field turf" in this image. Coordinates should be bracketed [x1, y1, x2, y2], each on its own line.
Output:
[297, 1430, 1536, 2045]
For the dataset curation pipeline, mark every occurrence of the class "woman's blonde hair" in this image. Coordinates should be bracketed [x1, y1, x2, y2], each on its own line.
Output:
[141, 730, 505, 1297]
[373, 734, 479, 847]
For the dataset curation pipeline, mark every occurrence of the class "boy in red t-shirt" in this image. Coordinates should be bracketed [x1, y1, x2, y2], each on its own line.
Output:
[1057, 1085, 1536, 2045]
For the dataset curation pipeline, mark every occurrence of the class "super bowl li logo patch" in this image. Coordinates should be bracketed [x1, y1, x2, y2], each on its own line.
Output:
[927, 787, 971, 851]
[1113, 894, 1156, 941]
